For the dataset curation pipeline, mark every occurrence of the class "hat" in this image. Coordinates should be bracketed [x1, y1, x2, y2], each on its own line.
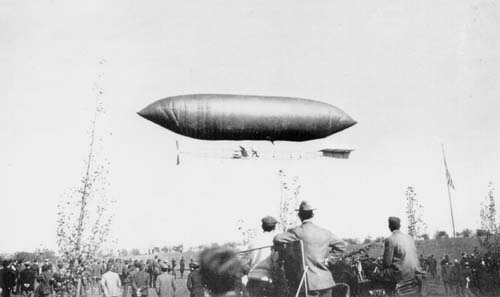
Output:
[160, 262, 170, 271]
[261, 216, 277, 226]
[191, 261, 200, 268]
[296, 201, 315, 212]
[24, 261, 31, 266]
[388, 216, 401, 229]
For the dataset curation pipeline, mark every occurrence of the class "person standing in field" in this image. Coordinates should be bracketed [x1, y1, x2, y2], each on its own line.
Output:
[122, 261, 137, 297]
[179, 257, 185, 279]
[101, 263, 122, 297]
[92, 260, 105, 296]
[441, 255, 452, 296]
[274, 201, 347, 297]
[170, 260, 176, 280]
[189, 259, 195, 272]
[0, 260, 17, 297]
[427, 255, 437, 278]
[246, 216, 278, 297]
[35, 264, 53, 297]
[451, 259, 466, 297]
[155, 264, 175, 297]
[132, 263, 149, 297]
[186, 261, 204, 297]
[19, 262, 35, 297]
[153, 256, 161, 288]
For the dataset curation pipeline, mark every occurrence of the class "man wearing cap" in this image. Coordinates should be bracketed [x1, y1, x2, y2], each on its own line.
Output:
[155, 263, 175, 297]
[379, 217, 421, 291]
[245, 216, 279, 297]
[273, 201, 347, 297]
[186, 261, 204, 297]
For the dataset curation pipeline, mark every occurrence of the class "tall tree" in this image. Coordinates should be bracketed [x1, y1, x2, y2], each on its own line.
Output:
[480, 182, 497, 233]
[478, 182, 500, 257]
[405, 186, 427, 240]
[56, 59, 114, 264]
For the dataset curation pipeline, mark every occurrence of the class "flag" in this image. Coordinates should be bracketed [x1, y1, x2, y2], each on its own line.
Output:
[445, 163, 455, 190]
[442, 145, 455, 190]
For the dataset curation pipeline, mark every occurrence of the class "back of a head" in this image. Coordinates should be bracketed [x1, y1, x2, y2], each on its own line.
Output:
[298, 210, 314, 221]
[388, 216, 401, 232]
[199, 247, 243, 296]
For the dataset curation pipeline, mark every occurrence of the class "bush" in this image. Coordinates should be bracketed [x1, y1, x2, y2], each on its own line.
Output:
[459, 228, 473, 238]
[434, 230, 449, 239]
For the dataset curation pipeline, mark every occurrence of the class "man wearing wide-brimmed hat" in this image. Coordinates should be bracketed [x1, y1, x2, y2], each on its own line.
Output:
[274, 201, 346, 297]
[246, 216, 279, 297]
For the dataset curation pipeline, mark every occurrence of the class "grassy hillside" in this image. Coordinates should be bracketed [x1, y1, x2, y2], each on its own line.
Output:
[347, 237, 483, 260]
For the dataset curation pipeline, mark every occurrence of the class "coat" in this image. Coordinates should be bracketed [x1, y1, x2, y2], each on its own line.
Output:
[186, 270, 205, 297]
[101, 271, 122, 297]
[382, 230, 421, 282]
[0, 267, 16, 289]
[132, 271, 150, 297]
[19, 268, 36, 290]
[36, 271, 53, 297]
[155, 273, 176, 297]
[440, 261, 451, 283]
[273, 220, 347, 291]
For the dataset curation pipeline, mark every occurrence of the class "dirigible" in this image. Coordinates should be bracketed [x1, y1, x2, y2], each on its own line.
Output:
[138, 94, 356, 142]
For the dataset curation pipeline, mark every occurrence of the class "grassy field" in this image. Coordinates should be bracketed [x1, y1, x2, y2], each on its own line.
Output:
[347, 237, 484, 261]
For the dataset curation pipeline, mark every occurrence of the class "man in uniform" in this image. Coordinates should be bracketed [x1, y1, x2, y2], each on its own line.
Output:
[379, 216, 421, 295]
[274, 201, 347, 297]
[246, 216, 279, 297]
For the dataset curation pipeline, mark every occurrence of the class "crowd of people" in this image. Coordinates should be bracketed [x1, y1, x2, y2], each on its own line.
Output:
[0, 256, 196, 297]
[3, 201, 500, 297]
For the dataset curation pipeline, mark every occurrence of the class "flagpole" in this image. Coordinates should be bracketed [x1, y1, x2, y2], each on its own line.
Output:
[442, 144, 456, 238]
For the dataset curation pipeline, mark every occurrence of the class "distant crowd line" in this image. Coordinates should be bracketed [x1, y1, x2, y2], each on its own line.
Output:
[0, 255, 201, 297]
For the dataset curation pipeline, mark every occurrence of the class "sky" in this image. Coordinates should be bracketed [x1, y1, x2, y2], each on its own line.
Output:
[2, 0, 499, 254]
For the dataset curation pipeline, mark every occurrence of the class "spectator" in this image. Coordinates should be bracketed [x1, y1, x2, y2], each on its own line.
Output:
[0, 260, 16, 297]
[186, 261, 204, 297]
[19, 262, 35, 297]
[131, 263, 149, 297]
[440, 255, 452, 296]
[101, 263, 122, 297]
[155, 263, 175, 297]
[199, 247, 244, 297]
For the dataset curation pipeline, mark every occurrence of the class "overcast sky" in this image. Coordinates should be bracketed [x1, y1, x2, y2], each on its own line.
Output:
[2, 0, 499, 253]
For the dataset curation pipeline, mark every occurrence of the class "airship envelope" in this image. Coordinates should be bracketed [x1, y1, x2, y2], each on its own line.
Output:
[138, 94, 356, 142]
